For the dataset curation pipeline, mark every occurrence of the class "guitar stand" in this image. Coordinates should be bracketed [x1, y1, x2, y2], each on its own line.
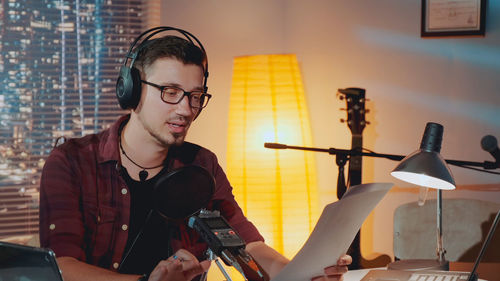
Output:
[335, 152, 349, 200]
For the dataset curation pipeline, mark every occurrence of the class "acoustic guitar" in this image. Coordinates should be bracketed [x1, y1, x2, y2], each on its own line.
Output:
[338, 87, 391, 269]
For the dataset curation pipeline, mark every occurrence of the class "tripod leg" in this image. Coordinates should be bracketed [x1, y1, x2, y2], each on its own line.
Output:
[215, 258, 235, 281]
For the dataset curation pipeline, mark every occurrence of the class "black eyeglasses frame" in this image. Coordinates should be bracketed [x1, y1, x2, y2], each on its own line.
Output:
[141, 80, 212, 109]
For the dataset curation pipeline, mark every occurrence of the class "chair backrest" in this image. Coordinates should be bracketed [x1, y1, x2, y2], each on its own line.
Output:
[393, 198, 500, 262]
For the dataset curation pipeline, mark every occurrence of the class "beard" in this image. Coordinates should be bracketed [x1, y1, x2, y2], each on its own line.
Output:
[138, 115, 190, 148]
[151, 124, 188, 148]
[151, 129, 186, 147]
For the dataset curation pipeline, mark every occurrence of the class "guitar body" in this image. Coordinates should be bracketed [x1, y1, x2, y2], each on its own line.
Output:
[338, 88, 391, 269]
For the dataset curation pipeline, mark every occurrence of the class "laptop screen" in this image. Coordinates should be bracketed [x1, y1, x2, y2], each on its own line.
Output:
[0, 241, 64, 281]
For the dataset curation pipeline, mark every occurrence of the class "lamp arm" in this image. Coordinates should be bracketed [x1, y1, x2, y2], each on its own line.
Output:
[264, 143, 499, 172]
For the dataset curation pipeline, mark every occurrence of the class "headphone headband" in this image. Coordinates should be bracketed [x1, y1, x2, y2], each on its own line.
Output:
[116, 26, 209, 111]
[124, 27, 208, 73]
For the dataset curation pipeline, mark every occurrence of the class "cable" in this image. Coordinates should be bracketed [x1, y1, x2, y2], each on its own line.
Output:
[452, 164, 500, 175]
[362, 147, 376, 153]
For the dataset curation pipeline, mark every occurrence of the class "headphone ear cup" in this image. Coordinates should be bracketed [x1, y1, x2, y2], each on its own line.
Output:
[116, 66, 142, 109]
[129, 66, 142, 109]
[116, 66, 134, 109]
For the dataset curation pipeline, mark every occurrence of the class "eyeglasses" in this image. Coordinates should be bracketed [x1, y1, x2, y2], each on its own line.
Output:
[141, 80, 212, 109]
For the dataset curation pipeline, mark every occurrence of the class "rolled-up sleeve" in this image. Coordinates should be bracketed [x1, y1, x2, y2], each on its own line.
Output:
[39, 147, 86, 260]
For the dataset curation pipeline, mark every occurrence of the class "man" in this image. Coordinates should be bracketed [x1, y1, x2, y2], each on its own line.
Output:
[39, 28, 351, 281]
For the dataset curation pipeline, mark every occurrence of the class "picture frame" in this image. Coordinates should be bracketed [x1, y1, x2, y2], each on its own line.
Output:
[421, 0, 487, 37]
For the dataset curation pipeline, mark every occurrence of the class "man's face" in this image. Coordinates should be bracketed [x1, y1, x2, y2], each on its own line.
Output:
[134, 57, 204, 147]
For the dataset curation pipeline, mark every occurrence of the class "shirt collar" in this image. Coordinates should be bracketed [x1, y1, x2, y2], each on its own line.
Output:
[98, 114, 130, 164]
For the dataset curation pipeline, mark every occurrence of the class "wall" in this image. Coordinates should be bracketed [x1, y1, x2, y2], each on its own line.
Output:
[161, 0, 500, 260]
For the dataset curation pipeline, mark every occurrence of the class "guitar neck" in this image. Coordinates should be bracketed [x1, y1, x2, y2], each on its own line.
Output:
[338, 87, 367, 188]
[348, 134, 363, 186]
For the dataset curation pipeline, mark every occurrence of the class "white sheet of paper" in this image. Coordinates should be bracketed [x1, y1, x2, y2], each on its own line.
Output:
[271, 182, 393, 281]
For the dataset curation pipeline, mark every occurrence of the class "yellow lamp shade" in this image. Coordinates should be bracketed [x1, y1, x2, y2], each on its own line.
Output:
[227, 54, 319, 259]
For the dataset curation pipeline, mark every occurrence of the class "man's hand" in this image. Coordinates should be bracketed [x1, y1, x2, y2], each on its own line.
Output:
[148, 249, 211, 281]
[311, 254, 352, 281]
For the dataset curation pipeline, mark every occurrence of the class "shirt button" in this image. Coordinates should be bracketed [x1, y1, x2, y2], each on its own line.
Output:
[49, 224, 56, 230]
[122, 224, 128, 231]
[113, 262, 119, 269]
[121, 188, 127, 195]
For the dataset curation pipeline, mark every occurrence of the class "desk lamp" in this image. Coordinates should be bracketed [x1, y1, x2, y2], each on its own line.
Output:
[390, 122, 455, 270]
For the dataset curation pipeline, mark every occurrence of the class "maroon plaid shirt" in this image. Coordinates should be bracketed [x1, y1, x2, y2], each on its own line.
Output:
[39, 115, 263, 271]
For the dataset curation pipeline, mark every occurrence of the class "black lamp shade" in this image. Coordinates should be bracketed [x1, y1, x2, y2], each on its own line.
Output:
[391, 122, 456, 190]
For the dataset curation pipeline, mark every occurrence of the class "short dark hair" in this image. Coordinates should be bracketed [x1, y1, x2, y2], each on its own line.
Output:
[134, 35, 206, 76]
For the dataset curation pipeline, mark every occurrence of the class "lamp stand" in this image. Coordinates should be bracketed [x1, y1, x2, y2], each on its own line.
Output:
[388, 189, 449, 271]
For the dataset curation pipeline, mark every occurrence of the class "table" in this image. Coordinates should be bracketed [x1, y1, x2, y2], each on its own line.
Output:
[343, 263, 500, 281]
[343, 268, 371, 281]
[451, 262, 500, 281]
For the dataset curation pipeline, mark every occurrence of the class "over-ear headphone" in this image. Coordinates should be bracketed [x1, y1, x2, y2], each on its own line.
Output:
[116, 26, 209, 111]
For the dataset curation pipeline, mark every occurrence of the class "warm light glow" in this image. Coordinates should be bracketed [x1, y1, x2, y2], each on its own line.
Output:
[227, 54, 319, 262]
[391, 171, 456, 190]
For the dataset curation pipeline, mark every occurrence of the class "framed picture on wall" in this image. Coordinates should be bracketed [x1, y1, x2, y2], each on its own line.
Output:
[421, 0, 487, 37]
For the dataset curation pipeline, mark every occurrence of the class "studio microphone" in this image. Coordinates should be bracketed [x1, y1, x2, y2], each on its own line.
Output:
[481, 135, 500, 165]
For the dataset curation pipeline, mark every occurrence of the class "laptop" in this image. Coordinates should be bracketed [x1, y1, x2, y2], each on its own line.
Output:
[0, 241, 64, 281]
[361, 210, 500, 281]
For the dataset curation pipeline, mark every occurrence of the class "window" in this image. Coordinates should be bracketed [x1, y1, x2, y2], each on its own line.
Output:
[0, 0, 149, 244]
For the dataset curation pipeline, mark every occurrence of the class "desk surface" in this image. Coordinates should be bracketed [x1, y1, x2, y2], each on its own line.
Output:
[344, 263, 500, 281]
[343, 268, 371, 281]
[451, 262, 500, 281]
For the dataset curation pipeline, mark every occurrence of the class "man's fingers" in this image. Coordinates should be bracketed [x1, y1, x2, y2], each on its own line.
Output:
[311, 275, 344, 281]
[182, 260, 210, 280]
[310, 255, 351, 281]
[324, 265, 348, 275]
[150, 250, 210, 281]
[337, 255, 352, 266]
[310, 265, 348, 281]
[172, 250, 211, 280]
[199, 260, 211, 272]
[148, 259, 183, 281]
[164, 259, 186, 281]
[173, 249, 196, 263]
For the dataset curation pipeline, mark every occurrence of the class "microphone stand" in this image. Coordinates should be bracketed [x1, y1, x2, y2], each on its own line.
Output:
[264, 142, 498, 174]
[264, 142, 497, 200]
[265, 142, 405, 200]
[264, 142, 499, 269]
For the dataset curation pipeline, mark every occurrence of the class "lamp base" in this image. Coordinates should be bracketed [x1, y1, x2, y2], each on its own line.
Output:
[388, 259, 449, 271]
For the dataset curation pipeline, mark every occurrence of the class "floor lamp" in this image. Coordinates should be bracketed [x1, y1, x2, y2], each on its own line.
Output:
[390, 122, 455, 270]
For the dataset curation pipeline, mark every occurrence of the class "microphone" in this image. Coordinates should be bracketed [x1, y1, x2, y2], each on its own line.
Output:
[481, 135, 500, 164]
[188, 209, 269, 281]
[264, 142, 287, 149]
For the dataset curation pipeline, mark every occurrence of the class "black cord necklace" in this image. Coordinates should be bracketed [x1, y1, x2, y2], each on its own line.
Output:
[119, 136, 164, 182]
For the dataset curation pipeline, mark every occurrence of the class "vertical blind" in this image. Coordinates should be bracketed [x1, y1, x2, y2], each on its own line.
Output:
[0, 0, 150, 243]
